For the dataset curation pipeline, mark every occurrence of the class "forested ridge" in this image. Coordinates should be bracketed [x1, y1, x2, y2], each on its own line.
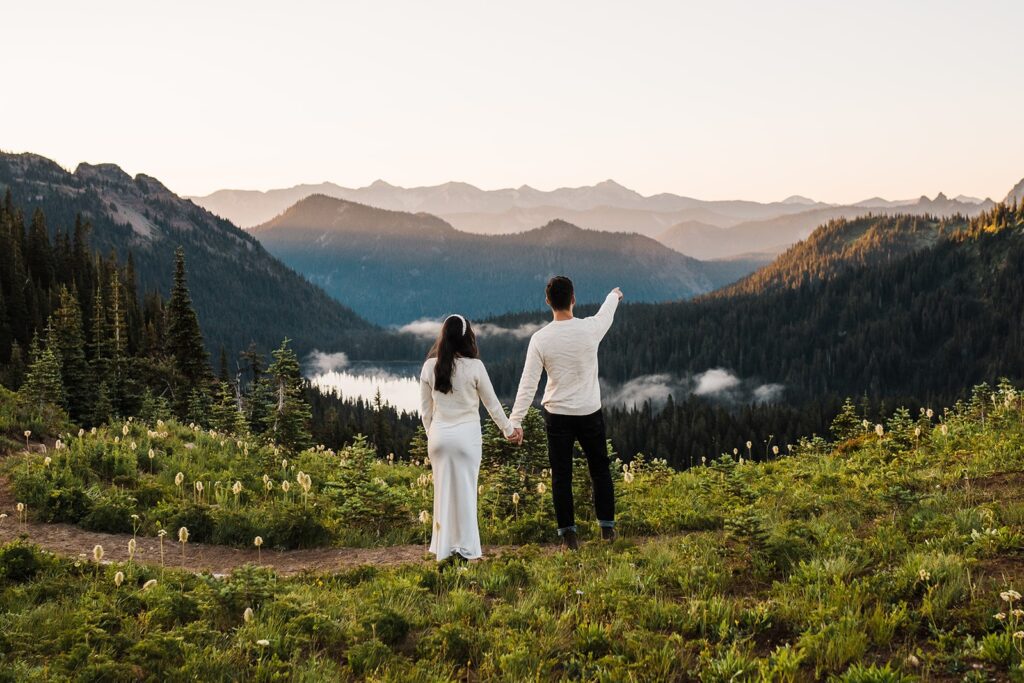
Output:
[476, 203, 1024, 465]
[0, 192, 418, 457]
[0, 152, 417, 360]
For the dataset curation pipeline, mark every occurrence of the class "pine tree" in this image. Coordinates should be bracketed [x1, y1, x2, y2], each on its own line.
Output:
[218, 347, 229, 383]
[209, 381, 247, 435]
[19, 344, 65, 412]
[47, 287, 91, 422]
[25, 208, 54, 289]
[830, 398, 861, 441]
[186, 388, 212, 427]
[264, 338, 311, 451]
[1, 340, 26, 389]
[165, 247, 210, 413]
[91, 381, 114, 425]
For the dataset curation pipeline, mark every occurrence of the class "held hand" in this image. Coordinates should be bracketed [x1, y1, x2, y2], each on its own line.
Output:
[612, 287, 623, 301]
[507, 427, 524, 446]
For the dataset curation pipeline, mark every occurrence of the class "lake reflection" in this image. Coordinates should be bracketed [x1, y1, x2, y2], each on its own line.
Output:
[309, 361, 422, 415]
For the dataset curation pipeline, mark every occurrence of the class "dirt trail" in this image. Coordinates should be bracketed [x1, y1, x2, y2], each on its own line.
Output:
[0, 469, 549, 576]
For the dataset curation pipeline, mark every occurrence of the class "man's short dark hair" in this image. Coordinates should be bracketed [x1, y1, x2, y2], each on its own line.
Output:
[546, 276, 574, 311]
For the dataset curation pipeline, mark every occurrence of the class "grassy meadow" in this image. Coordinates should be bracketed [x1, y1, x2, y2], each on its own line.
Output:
[0, 385, 1023, 680]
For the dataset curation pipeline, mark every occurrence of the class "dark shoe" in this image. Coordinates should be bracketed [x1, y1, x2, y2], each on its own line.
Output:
[561, 529, 580, 551]
[601, 526, 617, 542]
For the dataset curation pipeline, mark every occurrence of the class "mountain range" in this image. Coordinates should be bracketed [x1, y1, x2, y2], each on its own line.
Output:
[250, 195, 748, 325]
[0, 152, 403, 360]
[191, 179, 995, 261]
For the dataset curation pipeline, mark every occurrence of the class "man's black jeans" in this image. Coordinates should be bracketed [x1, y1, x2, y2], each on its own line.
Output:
[543, 409, 615, 534]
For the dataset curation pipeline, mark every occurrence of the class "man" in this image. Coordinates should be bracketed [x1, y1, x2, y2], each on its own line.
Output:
[508, 276, 623, 550]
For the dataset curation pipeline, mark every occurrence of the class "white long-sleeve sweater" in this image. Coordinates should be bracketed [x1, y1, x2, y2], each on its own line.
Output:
[509, 291, 620, 427]
[420, 357, 514, 437]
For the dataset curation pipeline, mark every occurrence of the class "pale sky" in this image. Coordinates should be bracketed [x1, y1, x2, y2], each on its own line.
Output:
[4, 0, 1023, 203]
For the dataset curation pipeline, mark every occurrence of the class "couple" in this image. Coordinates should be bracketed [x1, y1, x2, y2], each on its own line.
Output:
[419, 275, 623, 562]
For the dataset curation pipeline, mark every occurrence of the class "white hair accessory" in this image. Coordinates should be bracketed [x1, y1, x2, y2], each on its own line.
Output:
[444, 314, 467, 336]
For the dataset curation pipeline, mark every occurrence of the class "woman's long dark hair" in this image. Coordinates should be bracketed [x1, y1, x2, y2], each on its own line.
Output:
[428, 315, 479, 394]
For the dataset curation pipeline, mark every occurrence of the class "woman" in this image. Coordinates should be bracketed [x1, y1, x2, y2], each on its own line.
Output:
[420, 314, 514, 562]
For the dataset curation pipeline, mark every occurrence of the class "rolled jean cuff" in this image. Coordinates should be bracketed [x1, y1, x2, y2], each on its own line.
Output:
[557, 525, 578, 536]
[598, 520, 616, 528]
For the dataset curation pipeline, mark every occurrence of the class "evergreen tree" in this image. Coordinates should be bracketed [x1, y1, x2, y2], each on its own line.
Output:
[165, 247, 210, 412]
[1, 340, 26, 389]
[186, 388, 212, 427]
[209, 381, 247, 435]
[19, 344, 65, 412]
[830, 398, 862, 441]
[218, 347, 229, 383]
[47, 287, 91, 422]
[25, 208, 54, 289]
[91, 381, 114, 425]
[264, 338, 311, 451]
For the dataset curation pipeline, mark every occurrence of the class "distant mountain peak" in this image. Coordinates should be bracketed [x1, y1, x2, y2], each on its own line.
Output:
[368, 179, 395, 189]
[539, 218, 583, 233]
[781, 195, 817, 205]
[75, 162, 133, 186]
[935, 192, 948, 202]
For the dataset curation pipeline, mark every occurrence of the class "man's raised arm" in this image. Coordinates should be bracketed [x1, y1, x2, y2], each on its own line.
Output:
[590, 287, 623, 339]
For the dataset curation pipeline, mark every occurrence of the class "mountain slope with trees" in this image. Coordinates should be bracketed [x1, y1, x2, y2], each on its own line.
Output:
[713, 213, 959, 297]
[476, 202, 1024, 465]
[0, 152, 389, 360]
[250, 195, 737, 325]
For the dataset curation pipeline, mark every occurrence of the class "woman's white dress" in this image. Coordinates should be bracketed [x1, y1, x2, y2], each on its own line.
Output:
[420, 357, 513, 561]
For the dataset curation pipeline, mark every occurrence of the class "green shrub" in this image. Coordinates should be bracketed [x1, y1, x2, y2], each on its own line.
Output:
[164, 503, 214, 543]
[264, 503, 332, 549]
[0, 542, 41, 582]
[361, 607, 410, 646]
[42, 486, 92, 523]
[80, 489, 136, 533]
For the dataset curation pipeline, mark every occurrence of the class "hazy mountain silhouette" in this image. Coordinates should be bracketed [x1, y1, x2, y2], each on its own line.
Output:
[249, 195, 748, 325]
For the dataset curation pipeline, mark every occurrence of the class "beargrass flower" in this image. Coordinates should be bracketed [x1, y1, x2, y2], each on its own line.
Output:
[43, 457, 51, 467]
[257, 639, 270, 647]
[93, 545, 104, 562]
[537, 483, 547, 494]
[624, 471, 635, 484]
[419, 510, 430, 525]
[875, 424, 884, 437]
[244, 607, 254, 622]
[143, 579, 158, 591]
[114, 571, 124, 587]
